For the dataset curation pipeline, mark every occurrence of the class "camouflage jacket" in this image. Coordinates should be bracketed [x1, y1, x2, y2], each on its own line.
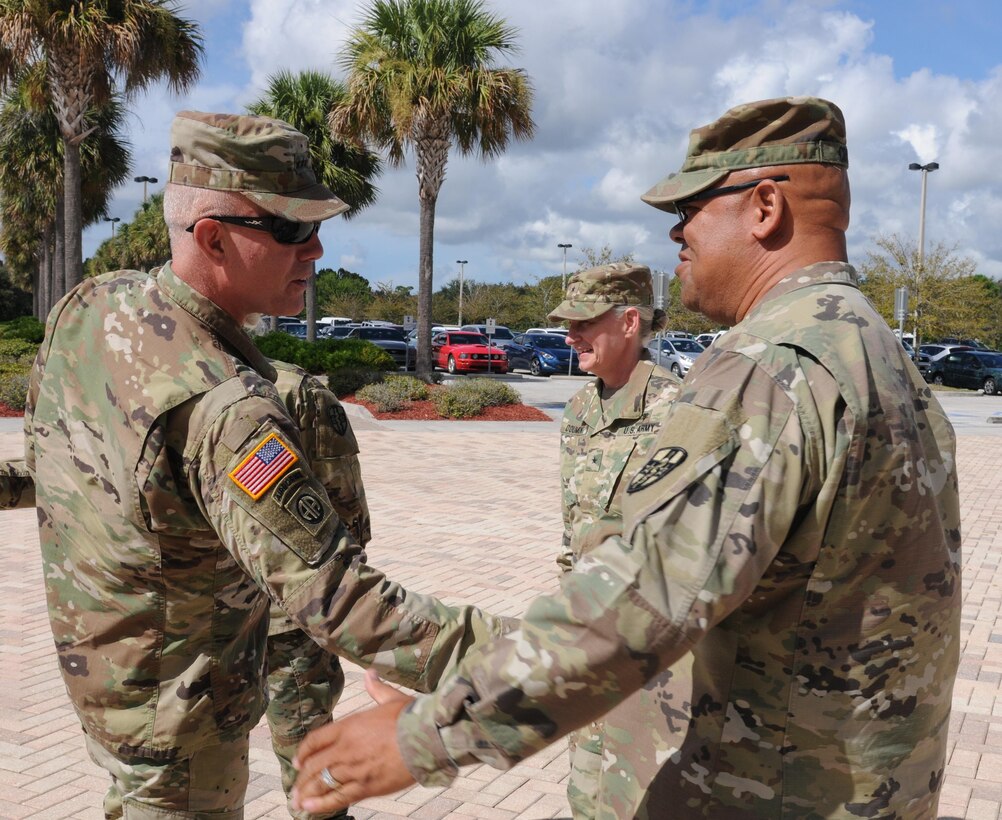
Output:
[26, 264, 507, 760]
[396, 263, 962, 819]
[268, 361, 370, 635]
[560, 357, 680, 563]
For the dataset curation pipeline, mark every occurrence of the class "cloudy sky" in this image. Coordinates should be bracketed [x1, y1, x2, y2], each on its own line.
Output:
[89, 0, 1002, 292]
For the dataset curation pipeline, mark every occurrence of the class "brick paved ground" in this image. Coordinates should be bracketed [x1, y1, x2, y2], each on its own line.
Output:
[2, 423, 1000, 819]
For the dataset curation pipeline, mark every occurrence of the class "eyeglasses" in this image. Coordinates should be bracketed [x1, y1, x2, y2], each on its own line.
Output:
[185, 215, 320, 244]
[674, 175, 790, 225]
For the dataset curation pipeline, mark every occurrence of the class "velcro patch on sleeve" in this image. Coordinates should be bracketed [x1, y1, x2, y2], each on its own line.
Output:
[229, 433, 298, 499]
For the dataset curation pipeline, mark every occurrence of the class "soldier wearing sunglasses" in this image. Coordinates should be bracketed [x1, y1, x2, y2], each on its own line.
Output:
[24, 111, 511, 820]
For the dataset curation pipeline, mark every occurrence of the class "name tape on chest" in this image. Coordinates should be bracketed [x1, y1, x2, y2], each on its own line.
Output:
[229, 433, 298, 499]
[627, 447, 688, 493]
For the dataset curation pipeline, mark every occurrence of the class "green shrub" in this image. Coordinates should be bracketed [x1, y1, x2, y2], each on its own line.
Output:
[326, 368, 383, 398]
[0, 337, 38, 366]
[0, 316, 44, 343]
[382, 375, 429, 401]
[433, 384, 485, 418]
[355, 382, 408, 413]
[461, 378, 520, 407]
[253, 333, 395, 374]
[0, 364, 29, 410]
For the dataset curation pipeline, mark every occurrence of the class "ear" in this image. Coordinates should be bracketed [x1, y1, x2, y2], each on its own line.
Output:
[622, 307, 642, 339]
[190, 218, 227, 264]
[749, 180, 785, 241]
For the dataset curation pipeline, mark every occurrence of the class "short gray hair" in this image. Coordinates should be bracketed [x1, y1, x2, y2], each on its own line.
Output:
[162, 183, 252, 246]
[613, 304, 665, 344]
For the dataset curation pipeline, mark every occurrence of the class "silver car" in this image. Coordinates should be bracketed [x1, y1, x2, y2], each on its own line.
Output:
[647, 336, 706, 377]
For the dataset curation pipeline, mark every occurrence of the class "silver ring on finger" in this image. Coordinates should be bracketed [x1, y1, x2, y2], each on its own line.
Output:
[319, 767, 342, 791]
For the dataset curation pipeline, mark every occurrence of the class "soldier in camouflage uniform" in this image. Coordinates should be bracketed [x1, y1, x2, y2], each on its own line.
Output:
[2, 361, 367, 820]
[548, 263, 688, 817]
[25, 110, 509, 820]
[292, 97, 962, 820]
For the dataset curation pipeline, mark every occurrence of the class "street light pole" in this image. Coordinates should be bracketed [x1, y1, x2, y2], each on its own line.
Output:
[103, 216, 120, 238]
[908, 161, 939, 353]
[134, 175, 158, 204]
[456, 260, 468, 326]
[557, 243, 572, 293]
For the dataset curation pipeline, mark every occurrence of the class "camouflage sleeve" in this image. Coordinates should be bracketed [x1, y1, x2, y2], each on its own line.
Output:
[557, 403, 577, 572]
[195, 394, 509, 693]
[395, 354, 822, 784]
[0, 458, 34, 509]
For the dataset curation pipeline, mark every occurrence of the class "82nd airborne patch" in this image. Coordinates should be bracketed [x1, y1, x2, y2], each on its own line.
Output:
[229, 433, 299, 500]
[627, 447, 688, 493]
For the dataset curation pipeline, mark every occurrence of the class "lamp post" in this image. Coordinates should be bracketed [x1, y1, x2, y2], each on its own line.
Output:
[908, 161, 939, 354]
[103, 216, 120, 238]
[557, 243, 572, 293]
[134, 175, 158, 204]
[456, 259, 468, 326]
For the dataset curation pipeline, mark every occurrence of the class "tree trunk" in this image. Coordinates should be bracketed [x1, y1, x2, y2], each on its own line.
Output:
[416, 193, 436, 376]
[62, 138, 84, 293]
[53, 197, 65, 316]
[307, 262, 317, 343]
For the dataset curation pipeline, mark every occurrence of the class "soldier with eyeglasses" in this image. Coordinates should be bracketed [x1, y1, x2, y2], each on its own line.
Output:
[24, 111, 510, 820]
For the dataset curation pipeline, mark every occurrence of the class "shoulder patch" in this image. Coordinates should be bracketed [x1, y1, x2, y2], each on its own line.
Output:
[627, 447, 688, 493]
[328, 403, 348, 435]
[229, 433, 298, 499]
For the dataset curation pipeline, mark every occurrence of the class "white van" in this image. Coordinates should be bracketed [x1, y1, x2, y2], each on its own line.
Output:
[318, 316, 353, 327]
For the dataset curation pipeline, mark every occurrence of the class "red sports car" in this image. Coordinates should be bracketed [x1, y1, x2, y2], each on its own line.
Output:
[431, 331, 508, 374]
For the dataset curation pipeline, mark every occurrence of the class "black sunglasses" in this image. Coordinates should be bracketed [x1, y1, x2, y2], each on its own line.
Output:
[675, 175, 790, 225]
[185, 215, 320, 245]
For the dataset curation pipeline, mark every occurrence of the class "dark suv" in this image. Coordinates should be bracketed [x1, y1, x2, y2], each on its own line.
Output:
[929, 350, 1002, 395]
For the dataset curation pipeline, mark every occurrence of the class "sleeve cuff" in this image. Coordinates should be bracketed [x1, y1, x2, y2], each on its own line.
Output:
[396, 695, 460, 788]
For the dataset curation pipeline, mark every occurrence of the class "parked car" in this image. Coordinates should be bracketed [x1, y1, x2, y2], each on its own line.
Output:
[318, 324, 358, 339]
[406, 325, 461, 349]
[431, 331, 507, 374]
[647, 336, 706, 377]
[694, 329, 727, 348]
[345, 326, 410, 369]
[920, 343, 973, 364]
[507, 332, 581, 376]
[929, 350, 1002, 395]
[900, 340, 931, 377]
[278, 321, 308, 339]
[460, 324, 516, 350]
[524, 327, 569, 336]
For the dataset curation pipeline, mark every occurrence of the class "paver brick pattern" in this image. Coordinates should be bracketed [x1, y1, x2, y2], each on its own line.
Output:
[1, 428, 1000, 819]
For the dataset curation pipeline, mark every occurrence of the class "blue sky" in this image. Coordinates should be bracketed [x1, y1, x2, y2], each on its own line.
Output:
[86, 0, 1002, 292]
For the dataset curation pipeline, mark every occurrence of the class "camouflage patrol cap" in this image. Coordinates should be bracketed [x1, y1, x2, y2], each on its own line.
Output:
[641, 96, 848, 213]
[548, 262, 653, 322]
[167, 110, 349, 221]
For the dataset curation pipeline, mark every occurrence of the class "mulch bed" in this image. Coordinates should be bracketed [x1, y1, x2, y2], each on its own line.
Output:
[0, 403, 22, 418]
[342, 394, 552, 422]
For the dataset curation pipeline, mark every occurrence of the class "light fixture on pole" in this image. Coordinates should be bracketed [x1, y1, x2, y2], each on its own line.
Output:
[103, 216, 120, 238]
[134, 175, 158, 204]
[557, 243, 572, 293]
[456, 260, 468, 326]
[907, 161, 939, 355]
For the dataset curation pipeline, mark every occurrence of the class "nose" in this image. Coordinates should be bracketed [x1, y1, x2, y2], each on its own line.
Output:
[565, 323, 582, 345]
[668, 219, 685, 244]
[299, 229, 323, 261]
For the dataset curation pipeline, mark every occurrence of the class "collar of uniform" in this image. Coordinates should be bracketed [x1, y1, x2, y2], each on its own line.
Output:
[594, 358, 658, 430]
[155, 261, 277, 382]
[749, 261, 858, 315]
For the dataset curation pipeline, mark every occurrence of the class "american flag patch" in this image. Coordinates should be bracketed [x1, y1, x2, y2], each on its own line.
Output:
[229, 433, 298, 499]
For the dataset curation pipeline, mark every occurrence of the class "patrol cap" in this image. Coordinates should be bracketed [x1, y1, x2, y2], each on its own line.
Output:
[641, 96, 848, 213]
[548, 262, 653, 322]
[167, 110, 349, 221]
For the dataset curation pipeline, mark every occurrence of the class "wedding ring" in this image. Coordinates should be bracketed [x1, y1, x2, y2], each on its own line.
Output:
[319, 767, 341, 791]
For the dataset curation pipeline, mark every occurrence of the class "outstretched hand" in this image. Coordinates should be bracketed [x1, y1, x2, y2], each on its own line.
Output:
[291, 669, 417, 814]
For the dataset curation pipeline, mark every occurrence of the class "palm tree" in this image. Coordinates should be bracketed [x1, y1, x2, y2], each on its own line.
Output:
[249, 69, 383, 340]
[0, 0, 202, 298]
[0, 65, 131, 317]
[333, 0, 534, 375]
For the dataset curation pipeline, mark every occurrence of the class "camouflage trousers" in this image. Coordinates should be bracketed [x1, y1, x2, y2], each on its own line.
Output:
[266, 628, 348, 820]
[84, 732, 249, 819]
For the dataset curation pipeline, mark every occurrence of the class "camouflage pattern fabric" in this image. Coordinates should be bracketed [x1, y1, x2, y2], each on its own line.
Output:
[168, 110, 349, 221]
[0, 458, 33, 509]
[25, 262, 509, 766]
[266, 361, 370, 820]
[84, 732, 249, 819]
[395, 263, 961, 819]
[548, 263, 655, 322]
[642, 95, 849, 212]
[558, 357, 688, 818]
